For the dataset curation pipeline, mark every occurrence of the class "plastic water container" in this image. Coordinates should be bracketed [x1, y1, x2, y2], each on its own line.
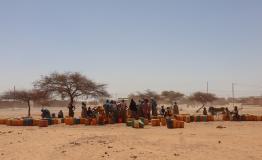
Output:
[43, 118, 52, 125]
[23, 118, 33, 126]
[0, 119, 7, 125]
[51, 119, 59, 125]
[80, 118, 86, 124]
[139, 117, 145, 124]
[126, 121, 133, 127]
[90, 118, 97, 125]
[166, 118, 174, 129]
[161, 118, 167, 126]
[74, 118, 81, 124]
[195, 116, 201, 122]
[33, 119, 40, 126]
[65, 118, 74, 125]
[151, 119, 160, 126]
[39, 120, 48, 127]
[98, 118, 105, 125]
[190, 116, 195, 122]
[132, 120, 144, 128]
[202, 115, 208, 122]
[138, 120, 144, 128]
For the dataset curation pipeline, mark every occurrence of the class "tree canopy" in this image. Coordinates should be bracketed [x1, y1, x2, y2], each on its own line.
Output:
[128, 90, 184, 104]
[189, 92, 218, 105]
[128, 90, 160, 101]
[34, 72, 110, 117]
[1, 89, 49, 117]
[161, 91, 184, 104]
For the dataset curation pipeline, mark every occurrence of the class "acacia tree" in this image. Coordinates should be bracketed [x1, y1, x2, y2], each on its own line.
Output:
[34, 72, 110, 117]
[189, 92, 218, 113]
[129, 90, 160, 101]
[139, 90, 160, 100]
[1, 89, 49, 117]
[161, 91, 184, 104]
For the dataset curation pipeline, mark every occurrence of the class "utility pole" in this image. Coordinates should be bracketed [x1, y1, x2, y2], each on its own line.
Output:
[13, 85, 16, 101]
[232, 83, 235, 107]
[206, 81, 209, 94]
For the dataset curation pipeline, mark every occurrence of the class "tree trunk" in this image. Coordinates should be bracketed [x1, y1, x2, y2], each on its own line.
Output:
[27, 100, 31, 117]
[68, 96, 74, 117]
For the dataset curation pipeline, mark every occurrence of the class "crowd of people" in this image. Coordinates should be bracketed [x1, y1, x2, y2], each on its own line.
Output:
[41, 108, 64, 119]
[81, 99, 179, 122]
[41, 98, 181, 122]
[40, 99, 242, 123]
[127, 98, 181, 119]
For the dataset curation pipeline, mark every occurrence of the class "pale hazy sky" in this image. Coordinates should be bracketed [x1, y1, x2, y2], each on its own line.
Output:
[0, 0, 262, 98]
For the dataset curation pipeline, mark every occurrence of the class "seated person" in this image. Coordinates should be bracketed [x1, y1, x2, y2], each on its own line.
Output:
[51, 113, 56, 118]
[41, 109, 51, 119]
[58, 110, 64, 118]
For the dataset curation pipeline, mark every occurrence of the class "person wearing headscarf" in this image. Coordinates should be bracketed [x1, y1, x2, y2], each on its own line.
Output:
[58, 110, 64, 118]
[143, 99, 151, 120]
[151, 98, 158, 116]
[129, 99, 137, 118]
[173, 102, 179, 115]
[81, 102, 88, 118]
[120, 100, 127, 123]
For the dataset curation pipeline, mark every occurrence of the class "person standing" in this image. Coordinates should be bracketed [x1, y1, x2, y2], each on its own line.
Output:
[233, 106, 240, 121]
[143, 99, 151, 120]
[160, 106, 166, 117]
[129, 99, 137, 118]
[166, 107, 172, 117]
[203, 107, 208, 115]
[87, 107, 93, 118]
[120, 100, 127, 123]
[103, 100, 110, 118]
[151, 98, 158, 116]
[137, 99, 144, 117]
[111, 101, 118, 123]
[81, 102, 88, 118]
[173, 102, 179, 115]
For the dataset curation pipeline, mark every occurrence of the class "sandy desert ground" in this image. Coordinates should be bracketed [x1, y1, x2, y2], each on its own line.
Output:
[0, 105, 262, 160]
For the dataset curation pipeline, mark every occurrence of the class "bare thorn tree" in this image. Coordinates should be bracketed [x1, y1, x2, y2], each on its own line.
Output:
[1, 89, 49, 117]
[189, 92, 218, 113]
[34, 72, 110, 117]
[128, 90, 160, 101]
[161, 91, 184, 104]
